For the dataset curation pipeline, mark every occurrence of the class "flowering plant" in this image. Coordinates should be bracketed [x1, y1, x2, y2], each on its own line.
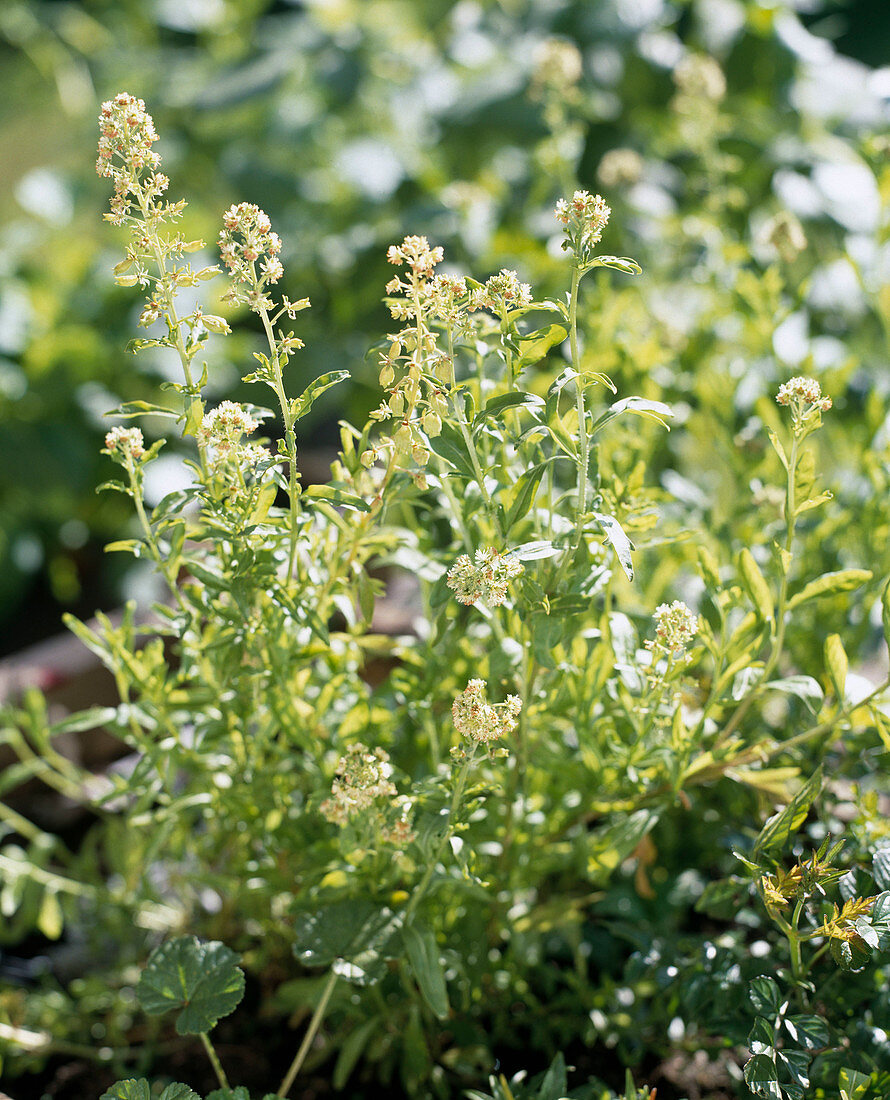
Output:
[2, 91, 889, 1100]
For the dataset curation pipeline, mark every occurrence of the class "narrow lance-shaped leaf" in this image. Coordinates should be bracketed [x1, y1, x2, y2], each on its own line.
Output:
[290, 369, 350, 421]
[739, 548, 774, 624]
[403, 922, 449, 1020]
[787, 569, 872, 610]
[825, 633, 848, 700]
[753, 768, 823, 861]
[592, 512, 634, 582]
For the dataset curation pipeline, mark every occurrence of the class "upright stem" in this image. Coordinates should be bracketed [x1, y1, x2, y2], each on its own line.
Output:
[258, 307, 301, 580]
[276, 968, 339, 1098]
[553, 266, 585, 590]
[127, 460, 190, 614]
[200, 1032, 229, 1091]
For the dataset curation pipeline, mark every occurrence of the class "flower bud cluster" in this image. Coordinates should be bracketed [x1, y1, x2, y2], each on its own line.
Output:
[469, 269, 533, 316]
[647, 601, 699, 655]
[320, 744, 411, 845]
[373, 236, 469, 480]
[555, 190, 611, 268]
[104, 425, 146, 463]
[452, 680, 522, 744]
[673, 55, 727, 103]
[530, 38, 583, 98]
[198, 401, 268, 476]
[597, 148, 644, 189]
[96, 93, 169, 225]
[446, 548, 523, 606]
[776, 377, 832, 434]
[219, 203, 284, 311]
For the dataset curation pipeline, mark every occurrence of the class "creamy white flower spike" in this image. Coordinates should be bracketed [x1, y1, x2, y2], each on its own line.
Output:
[647, 601, 699, 654]
[320, 744, 397, 826]
[446, 548, 523, 606]
[104, 426, 145, 462]
[452, 680, 522, 743]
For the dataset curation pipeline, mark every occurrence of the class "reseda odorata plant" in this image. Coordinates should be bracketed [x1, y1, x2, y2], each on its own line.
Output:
[3, 90, 889, 1100]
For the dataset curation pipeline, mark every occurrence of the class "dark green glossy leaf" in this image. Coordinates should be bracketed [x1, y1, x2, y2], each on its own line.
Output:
[290, 370, 349, 421]
[293, 901, 403, 987]
[744, 1053, 781, 1100]
[784, 1014, 829, 1051]
[749, 977, 781, 1016]
[473, 390, 544, 429]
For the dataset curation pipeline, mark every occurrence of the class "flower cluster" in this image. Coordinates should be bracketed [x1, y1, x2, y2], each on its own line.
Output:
[104, 425, 145, 463]
[371, 236, 463, 479]
[530, 38, 583, 98]
[597, 148, 643, 189]
[469, 270, 533, 316]
[219, 203, 283, 311]
[446, 548, 524, 606]
[777, 377, 832, 434]
[452, 680, 522, 744]
[96, 93, 169, 224]
[672, 54, 727, 103]
[647, 601, 699, 655]
[555, 190, 611, 268]
[320, 744, 398, 826]
[198, 401, 267, 476]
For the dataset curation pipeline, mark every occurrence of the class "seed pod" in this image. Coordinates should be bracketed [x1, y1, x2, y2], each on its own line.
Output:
[402, 334, 416, 352]
[379, 363, 395, 388]
[394, 423, 413, 454]
[388, 340, 401, 359]
[434, 357, 451, 384]
[182, 240, 204, 253]
[422, 410, 442, 437]
[412, 445, 430, 466]
[115, 274, 139, 287]
[389, 391, 404, 416]
[196, 266, 220, 281]
[430, 390, 448, 416]
[202, 315, 231, 334]
[413, 473, 429, 490]
[360, 449, 378, 468]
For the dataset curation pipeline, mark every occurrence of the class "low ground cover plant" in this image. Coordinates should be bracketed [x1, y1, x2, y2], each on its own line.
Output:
[1, 89, 890, 1100]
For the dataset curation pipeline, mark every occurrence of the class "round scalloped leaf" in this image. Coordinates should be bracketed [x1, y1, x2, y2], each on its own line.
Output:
[136, 936, 245, 1035]
[293, 901, 403, 986]
[101, 1081, 200, 1100]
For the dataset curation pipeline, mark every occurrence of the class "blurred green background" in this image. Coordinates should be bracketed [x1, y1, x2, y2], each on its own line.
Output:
[2, 0, 889, 656]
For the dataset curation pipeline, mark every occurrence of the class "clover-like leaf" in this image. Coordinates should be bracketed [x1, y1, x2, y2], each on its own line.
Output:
[136, 936, 245, 1035]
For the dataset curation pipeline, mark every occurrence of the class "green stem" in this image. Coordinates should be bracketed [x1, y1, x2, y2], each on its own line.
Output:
[276, 967, 339, 1098]
[200, 1031, 229, 1091]
[444, 329, 505, 541]
[127, 463, 189, 613]
[258, 306, 301, 580]
[554, 266, 585, 590]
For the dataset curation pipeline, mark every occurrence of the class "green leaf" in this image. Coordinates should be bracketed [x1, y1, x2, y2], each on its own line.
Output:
[749, 977, 781, 1016]
[825, 633, 849, 699]
[787, 569, 872, 610]
[586, 810, 659, 883]
[290, 370, 350, 421]
[503, 460, 557, 529]
[830, 933, 871, 972]
[206, 1089, 251, 1100]
[403, 922, 449, 1020]
[784, 1014, 829, 1051]
[511, 540, 558, 561]
[136, 936, 245, 1035]
[293, 901, 403, 986]
[873, 849, 890, 892]
[768, 429, 788, 470]
[763, 676, 823, 715]
[867, 891, 890, 947]
[588, 255, 642, 275]
[515, 324, 567, 370]
[184, 398, 204, 437]
[744, 1054, 781, 1100]
[473, 390, 545, 429]
[753, 768, 823, 861]
[101, 1083, 200, 1100]
[882, 579, 890, 647]
[37, 889, 63, 940]
[104, 539, 144, 556]
[591, 395, 674, 436]
[537, 1052, 568, 1100]
[739, 548, 774, 623]
[302, 484, 370, 511]
[333, 1016, 379, 1090]
[839, 1067, 870, 1099]
[107, 400, 180, 420]
[592, 512, 634, 582]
